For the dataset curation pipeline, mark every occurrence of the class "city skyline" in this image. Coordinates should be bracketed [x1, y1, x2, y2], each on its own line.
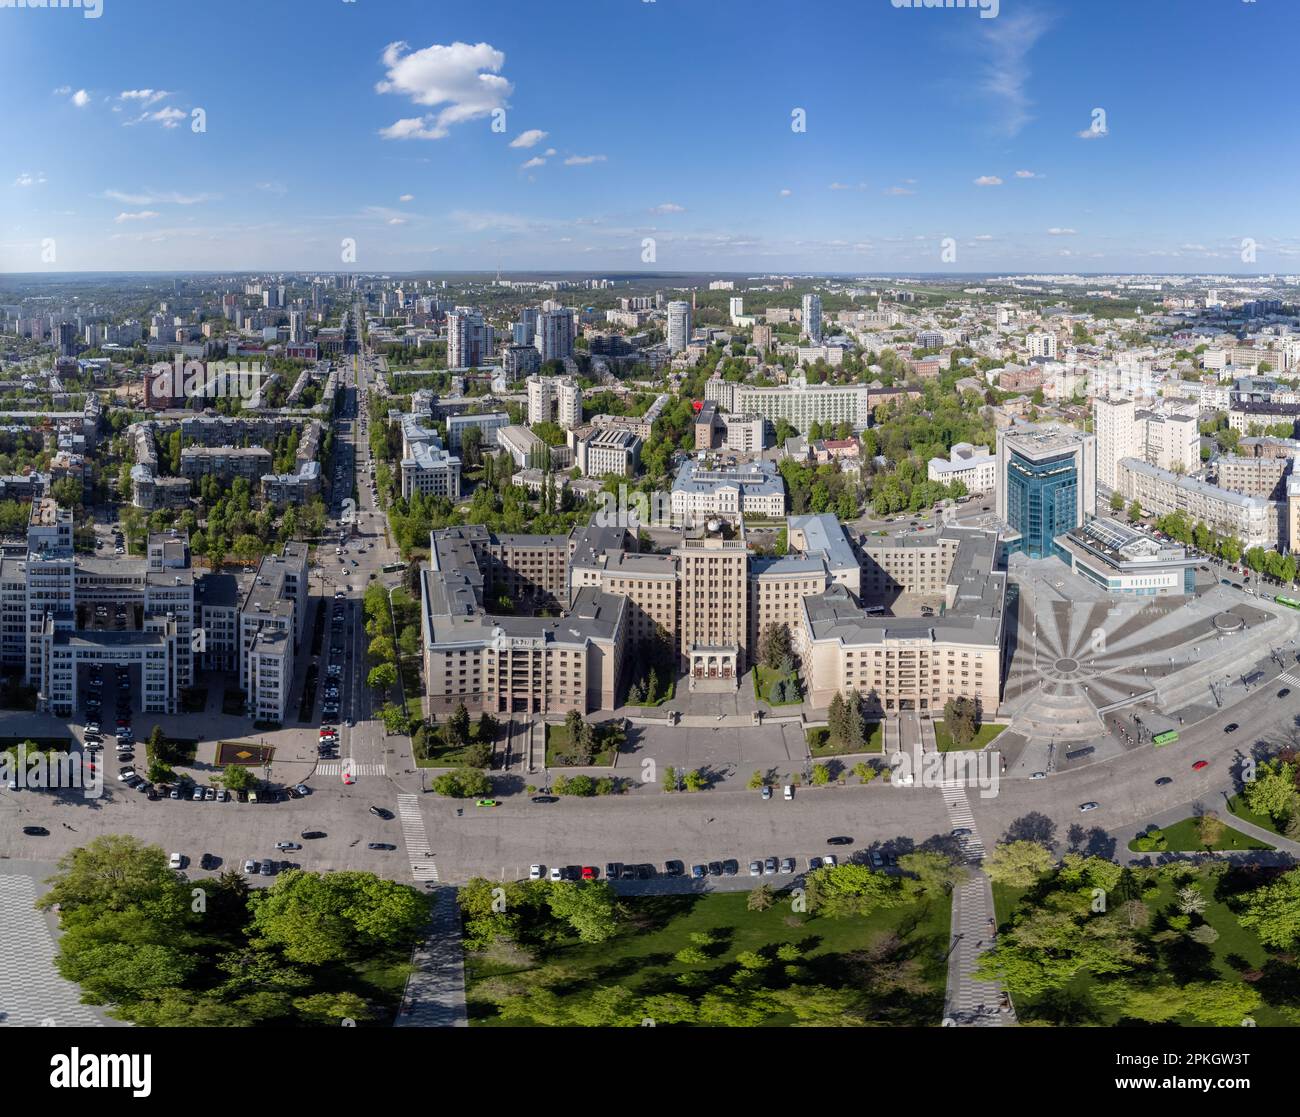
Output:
[3, 0, 1298, 273]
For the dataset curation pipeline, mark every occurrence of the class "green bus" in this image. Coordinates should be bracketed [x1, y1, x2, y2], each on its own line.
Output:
[382, 562, 404, 574]
[1153, 730, 1179, 747]
[1276, 595, 1300, 610]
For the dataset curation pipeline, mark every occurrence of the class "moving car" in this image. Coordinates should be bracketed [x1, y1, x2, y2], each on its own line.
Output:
[22, 825, 48, 836]
[1192, 760, 1209, 771]
[1280, 688, 1292, 698]
[1155, 777, 1173, 786]
[475, 798, 498, 807]
[1079, 802, 1099, 812]
[275, 841, 302, 851]
[826, 836, 853, 846]
[368, 805, 392, 819]
[367, 843, 395, 851]
[301, 830, 326, 839]
[951, 827, 972, 838]
[1029, 771, 1047, 780]
[1224, 723, 1239, 733]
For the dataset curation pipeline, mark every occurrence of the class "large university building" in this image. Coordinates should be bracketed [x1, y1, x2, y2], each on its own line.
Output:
[421, 512, 1009, 718]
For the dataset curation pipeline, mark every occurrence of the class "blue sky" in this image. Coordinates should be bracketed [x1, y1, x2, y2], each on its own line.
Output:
[2, 0, 1297, 274]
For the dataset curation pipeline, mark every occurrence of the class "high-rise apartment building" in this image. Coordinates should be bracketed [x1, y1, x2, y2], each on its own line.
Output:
[447, 306, 494, 369]
[802, 293, 823, 344]
[666, 301, 691, 353]
[534, 308, 576, 363]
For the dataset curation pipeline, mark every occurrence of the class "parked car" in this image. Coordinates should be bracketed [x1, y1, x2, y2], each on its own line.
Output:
[301, 830, 326, 839]
[783, 785, 794, 800]
[530, 864, 544, 880]
[168, 853, 184, 870]
[243, 859, 258, 874]
[764, 857, 778, 874]
[749, 860, 763, 876]
[691, 864, 706, 879]
[581, 866, 597, 880]
[275, 841, 302, 851]
[664, 860, 685, 876]
[760, 785, 772, 800]
[721, 860, 739, 876]
[779, 857, 795, 874]
[548, 867, 563, 882]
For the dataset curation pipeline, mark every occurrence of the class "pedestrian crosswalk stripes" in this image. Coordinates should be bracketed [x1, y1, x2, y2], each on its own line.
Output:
[939, 782, 985, 862]
[398, 794, 439, 881]
[315, 762, 386, 776]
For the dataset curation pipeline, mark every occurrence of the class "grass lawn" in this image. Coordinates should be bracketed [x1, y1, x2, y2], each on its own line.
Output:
[415, 722, 492, 769]
[806, 723, 884, 756]
[1004, 868, 1293, 1027]
[545, 722, 620, 767]
[1224, 793, 1286, 837]
[1128, 817, 1274, 853]
[753, 664, 801, 706]
[466, 888, 951, 1027]
[934, 721, 1006, 751]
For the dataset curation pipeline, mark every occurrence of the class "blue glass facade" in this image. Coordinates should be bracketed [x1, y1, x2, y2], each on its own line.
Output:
[1005, 450, 1079, 560]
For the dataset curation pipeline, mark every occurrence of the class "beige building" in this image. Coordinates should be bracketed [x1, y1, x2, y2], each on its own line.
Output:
[675, 527, 750, 689]
[795, 528, 1005, 715]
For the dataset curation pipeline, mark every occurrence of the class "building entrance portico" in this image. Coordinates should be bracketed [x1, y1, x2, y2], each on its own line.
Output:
[688, 645, 738, 692]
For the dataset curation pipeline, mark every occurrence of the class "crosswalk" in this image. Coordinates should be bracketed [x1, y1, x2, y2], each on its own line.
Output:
[315, 761, 386, 776]
[940, 780, 986, 862]
[1276, 668, 1300, 688]
[398, 793, 440, 881]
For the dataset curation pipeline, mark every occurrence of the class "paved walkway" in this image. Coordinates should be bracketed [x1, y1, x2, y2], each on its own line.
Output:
[944, 873, 1011, 1027]
[394, 886, 467, 1028]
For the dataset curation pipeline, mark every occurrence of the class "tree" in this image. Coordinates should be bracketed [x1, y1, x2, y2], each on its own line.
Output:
[430, 767, 492, 798]
[943, 697, 979, 747]
[747, 884, 775, 912]
[546, 881, 618, 943]
[366, 662, 397, 699]
[1109, 490, 1124, 513]
[761, 622, 792, 670]
[805, 863, 904, 918]
[746, 769, 767, 790]
[1127, 499, 1143, 524]
[249, 871, 427, 964]
[1243, 758, 1298, 822]
[222, 764, 256, 791]
[682, 768, 707, 792]
[984, 841, 1055, 888]
[447, 701, 471, 748]
[810, 763, 831, 786]
[661, 765, 677, 792]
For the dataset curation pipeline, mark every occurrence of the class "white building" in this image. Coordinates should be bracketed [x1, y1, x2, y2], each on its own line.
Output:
[802, 293, 823, 344]
[927, 443, 996, 493]
[534, 308, 576, 363]
[667, 301, 692, 353]
[527, 375, 582, 429]
[447, 307, 494, 369]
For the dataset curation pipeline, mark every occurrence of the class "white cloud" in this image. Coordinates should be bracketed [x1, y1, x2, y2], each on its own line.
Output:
[387, 217, 406, 226]
[13, 172, 47, 187]
[883, 186, 915, 196]
[1014, 169, 1042, 178]
[509, 128, 547, 149]
[399, 194, 415, 202]
[257, 182, 287, 196]
[1077, 126, 1107, 140]
[103, 189, 217, 205]
[52, 86, 71, 95]
[114, 211, 160, 223]
[650, 203, 685, 214]
[119, 89, 170, 105]
[975, 10, 1053, 137]
[829, 181, 866, 191]
[520, 156, 546, 170]
[71, 89, 90, 108]
[1047, 227, 1077, 235]
[543, 148, 556, 157]
[125, 106, 187, 129]
[974, 234, 994, 241]
[376, 40, 512, 140]
[974, 175, 1003, 187]
[779, 188, 792, 197]
[564, 154, 606, 166]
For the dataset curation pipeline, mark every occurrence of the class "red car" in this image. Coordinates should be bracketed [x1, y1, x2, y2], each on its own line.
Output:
[1192, 760, 1209, 771]
[581, 866, 597, 880]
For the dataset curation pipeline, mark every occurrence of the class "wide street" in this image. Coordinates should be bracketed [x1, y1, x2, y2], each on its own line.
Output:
[2, 320, 1298, 894]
